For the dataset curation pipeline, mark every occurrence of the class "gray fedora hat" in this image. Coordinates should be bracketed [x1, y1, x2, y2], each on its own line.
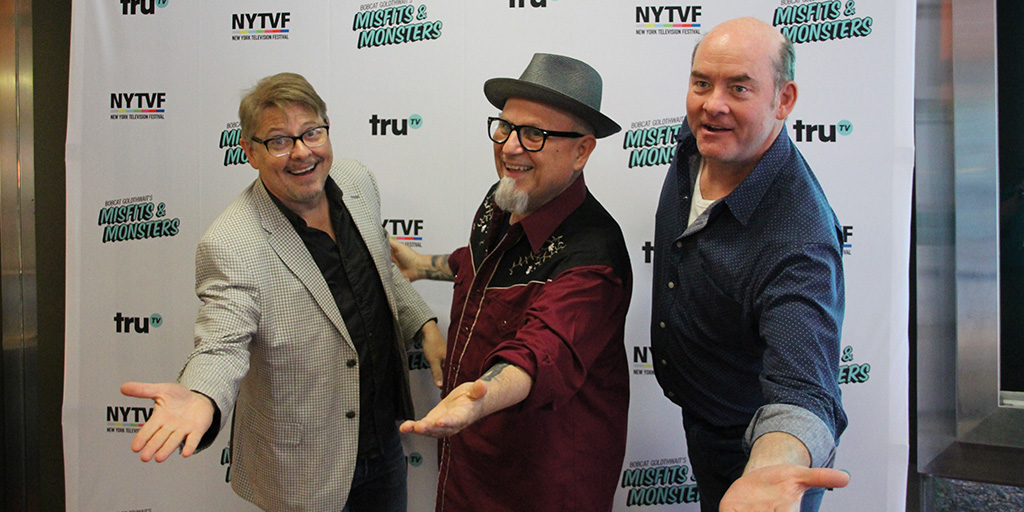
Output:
[484, 53, 621, 139]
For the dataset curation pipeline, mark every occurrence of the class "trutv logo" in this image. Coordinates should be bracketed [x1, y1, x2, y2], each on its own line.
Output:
[114, 312, 163, 334]
[120, 0, 168, 15]
[509, 0, 549, 7]
[792, 119, 853, 143]
[369, 114, 423, 136]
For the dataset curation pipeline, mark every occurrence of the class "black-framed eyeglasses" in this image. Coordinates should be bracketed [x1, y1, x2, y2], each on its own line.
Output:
[487, 117, 584, 152]
[252, 125, 330, 157]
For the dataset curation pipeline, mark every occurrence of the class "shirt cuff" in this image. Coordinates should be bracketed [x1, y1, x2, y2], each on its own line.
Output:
[192, 391, 221, 452]
[743, 403, 837, 468]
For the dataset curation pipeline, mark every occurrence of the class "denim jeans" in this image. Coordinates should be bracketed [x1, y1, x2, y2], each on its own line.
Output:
[342, 427, 408, 512]
[683, 416, 827, 512]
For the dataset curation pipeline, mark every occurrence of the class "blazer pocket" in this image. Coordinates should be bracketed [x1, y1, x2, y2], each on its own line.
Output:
[241, 404, 304, 448]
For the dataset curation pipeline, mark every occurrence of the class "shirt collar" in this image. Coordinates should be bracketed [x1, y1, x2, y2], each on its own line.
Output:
[263, 176, 343, 230]
[507, 174, 587, 254]
[677, 122, 791, 227]
[721, 126, 790, 226]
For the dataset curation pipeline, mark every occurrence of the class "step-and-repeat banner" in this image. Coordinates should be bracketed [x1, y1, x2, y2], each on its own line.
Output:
[64, 1, 915, 510]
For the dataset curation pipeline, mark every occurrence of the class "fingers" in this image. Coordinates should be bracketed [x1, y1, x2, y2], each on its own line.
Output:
[421, 323, 447, 389]
[428, 361, 444, 389]
[425, 346, 445, 388]
[130, 420, 159, 454]
[137, 422, 174, 462]
[180, 431, 203, 458]
[152, 428, 187, 463]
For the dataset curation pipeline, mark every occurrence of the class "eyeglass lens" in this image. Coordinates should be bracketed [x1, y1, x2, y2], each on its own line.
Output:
[489, 119, 546, 151]
[263, 126, 329, 156]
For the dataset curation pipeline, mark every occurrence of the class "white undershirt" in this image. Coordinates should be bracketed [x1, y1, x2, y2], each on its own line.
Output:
[688, 157, 715, 226]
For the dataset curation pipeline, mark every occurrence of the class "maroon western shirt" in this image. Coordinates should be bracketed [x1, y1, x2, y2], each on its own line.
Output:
[436, 176, 632, 512]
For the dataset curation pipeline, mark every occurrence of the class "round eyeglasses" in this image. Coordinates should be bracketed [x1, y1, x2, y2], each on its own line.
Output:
[487, 117, 584, 152]
[252, 125, 330, 157]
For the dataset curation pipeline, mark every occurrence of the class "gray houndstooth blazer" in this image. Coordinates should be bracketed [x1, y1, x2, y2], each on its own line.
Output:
[177, 159, 434, 511]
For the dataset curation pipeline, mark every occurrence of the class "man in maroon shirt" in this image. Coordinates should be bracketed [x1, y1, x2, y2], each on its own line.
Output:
[392, 53, 632, 512]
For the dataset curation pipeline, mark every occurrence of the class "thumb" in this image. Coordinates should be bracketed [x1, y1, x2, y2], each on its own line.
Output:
[120, 381, 159, 399]
[803, 468, 850, 490]
[468, 379, 489, 401]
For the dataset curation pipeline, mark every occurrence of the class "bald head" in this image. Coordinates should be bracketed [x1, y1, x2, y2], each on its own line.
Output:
[693, 17, 795, 92]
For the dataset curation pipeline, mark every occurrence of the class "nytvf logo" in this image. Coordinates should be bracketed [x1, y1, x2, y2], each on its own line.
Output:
[232, 12, 291, 31]
[120, 0, 167, 15]
[636, 5, 703, 23]
[369, 114, 423, 136]
[631, 346, 655, 375]
[842, 225, 853, 254]
[383, 219, 424, 239]
[107, 405, 152, 424]
[110, 92, 166, 111]
[114, 312, 163, 333]
[792, 119, 853, 143]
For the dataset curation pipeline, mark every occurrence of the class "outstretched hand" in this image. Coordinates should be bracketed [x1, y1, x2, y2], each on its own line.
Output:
[120, 381, 215, 462]
[399, 380, 489, 438]
[719, 465, 849, 512]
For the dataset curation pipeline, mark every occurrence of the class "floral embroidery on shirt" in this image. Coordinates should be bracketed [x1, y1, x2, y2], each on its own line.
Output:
[509, 236, 565, 275]
[476, 198, 495, 245]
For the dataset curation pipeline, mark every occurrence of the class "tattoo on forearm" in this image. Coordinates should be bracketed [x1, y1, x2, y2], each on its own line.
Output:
[425, 254, 454, 281]
[481, 362, 510, 382]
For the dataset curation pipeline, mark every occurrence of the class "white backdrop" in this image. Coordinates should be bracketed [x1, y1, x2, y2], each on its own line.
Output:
[64, 1, 915, 510]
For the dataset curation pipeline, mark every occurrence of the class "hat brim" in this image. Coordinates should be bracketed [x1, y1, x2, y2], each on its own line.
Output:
[484, 78, 621, 139]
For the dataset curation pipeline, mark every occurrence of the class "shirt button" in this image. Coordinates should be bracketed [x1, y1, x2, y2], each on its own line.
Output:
[667, 391, 676, 398]
[661, 359, 668, 366]
[346, 411, 356, 419]
[659, 322, 666, 329]
[346, 359, 357, 368]
[667, 281, 675, 289]
[676, 241, 683, 248]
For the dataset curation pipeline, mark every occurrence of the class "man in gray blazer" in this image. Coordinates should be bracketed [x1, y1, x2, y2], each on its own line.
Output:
[121, 72, 445, 512]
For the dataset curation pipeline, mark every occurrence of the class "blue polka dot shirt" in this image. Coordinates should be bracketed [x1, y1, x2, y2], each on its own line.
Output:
[651, 123, 848, 467]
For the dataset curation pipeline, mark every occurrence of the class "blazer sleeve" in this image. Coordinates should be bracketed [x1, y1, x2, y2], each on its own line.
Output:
[177, 230, 259, 435]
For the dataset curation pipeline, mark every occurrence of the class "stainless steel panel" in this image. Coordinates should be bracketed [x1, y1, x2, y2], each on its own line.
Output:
[1, 0, 37, 507]
[950, 0, 1024, 448]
